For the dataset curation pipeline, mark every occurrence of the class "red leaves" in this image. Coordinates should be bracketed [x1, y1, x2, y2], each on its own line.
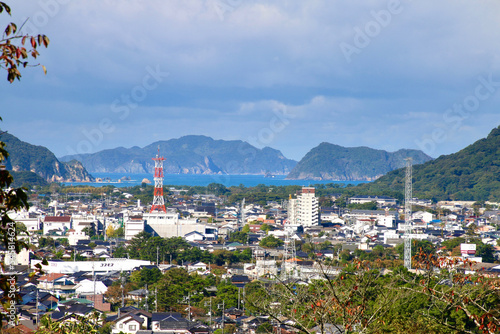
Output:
[30, 36, 36, 48]
[0, 2, 11, 15]
[4, 22, 15, 36]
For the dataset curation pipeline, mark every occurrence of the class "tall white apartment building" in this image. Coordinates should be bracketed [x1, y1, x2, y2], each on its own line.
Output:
[288, 187, 319, 227]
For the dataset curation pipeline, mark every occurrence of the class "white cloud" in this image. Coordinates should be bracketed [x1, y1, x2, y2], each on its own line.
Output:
[2, 0, 500, 162]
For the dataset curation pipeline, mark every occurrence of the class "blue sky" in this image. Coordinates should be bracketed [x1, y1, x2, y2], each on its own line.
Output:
[2, 0, 500, 161]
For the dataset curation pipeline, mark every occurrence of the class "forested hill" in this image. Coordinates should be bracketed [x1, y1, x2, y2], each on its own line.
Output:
[60, 135, 297, 175]
[360, 125, 500, 201]
[286, 142, 432, 181]
[1, 133, 94, 182]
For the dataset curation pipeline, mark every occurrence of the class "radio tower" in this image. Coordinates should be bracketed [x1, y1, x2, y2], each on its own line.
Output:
[404, 158, 413, 270]
[150, 146, 166, 213]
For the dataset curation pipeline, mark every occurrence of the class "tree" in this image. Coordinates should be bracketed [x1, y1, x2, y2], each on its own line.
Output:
[242, 224, 250, 233]
[260, 223, 272, 233]
[130, 267, 162, 288]
[259, 235, 284, 249]
[0, 3, 50, 325]
[247, 255, 500, 334]
[228, 231, 248, 244]
[1, 2, 50, 82]
[82, 226, 95, 238]
[246, 260, 400, 334]
[35, 312, 101, 333]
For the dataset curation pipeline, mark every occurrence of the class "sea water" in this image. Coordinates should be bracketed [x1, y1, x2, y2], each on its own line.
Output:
[63, 173, 368, 188]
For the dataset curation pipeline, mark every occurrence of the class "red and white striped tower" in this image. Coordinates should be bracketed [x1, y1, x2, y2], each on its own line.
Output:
[150, 146, 166, 213]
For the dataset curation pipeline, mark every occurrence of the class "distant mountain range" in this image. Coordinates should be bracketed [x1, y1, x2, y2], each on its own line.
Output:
[60, 135, 297, 175]
[1, 133, 94, 184]
[286, 143, 432, 181]
[360, 125, 500, 201]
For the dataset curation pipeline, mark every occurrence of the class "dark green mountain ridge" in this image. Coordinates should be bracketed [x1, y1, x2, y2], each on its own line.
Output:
[286, 142, 432, 181]
[60, 135, 297, 175]
[1, 133, 94, 183]
[359, 125, 500, 201]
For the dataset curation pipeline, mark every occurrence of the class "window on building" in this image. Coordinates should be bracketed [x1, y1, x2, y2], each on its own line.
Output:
[129, 324, 136, 330]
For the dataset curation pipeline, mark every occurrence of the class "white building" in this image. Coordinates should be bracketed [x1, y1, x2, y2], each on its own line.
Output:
[75, 279, 108, 295]
[144, 211, 218, 240]
[412, 211, 435, 223]
[43, 216, 72, 235]
[349, 195, 397, 207]
[67, 229, 90, 246]
[9, 210, 41, 232]
[72, 214, 97, 234]
[31, 258, 152, 274]
[124, 214, 145, 240]
[287, 187, 319, 228]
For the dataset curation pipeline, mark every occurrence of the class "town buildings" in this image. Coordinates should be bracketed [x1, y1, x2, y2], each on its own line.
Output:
[287, 187, 319, 228]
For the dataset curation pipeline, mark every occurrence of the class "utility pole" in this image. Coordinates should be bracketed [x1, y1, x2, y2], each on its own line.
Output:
[187, 293, 191, 321]
[36, 289, 39, 327]
[145, 284, 149, 312]
[218, 300, 225, 334]
[157, 246, 159, 265]
[242, 286, 246, 314]
[208, 297, 213, 327]
[155, 287, 158, 313]
[238, 288, 241, 310]
[121, 275, 125, 308]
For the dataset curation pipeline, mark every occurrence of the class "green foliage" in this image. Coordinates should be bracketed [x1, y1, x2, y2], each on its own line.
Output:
[247, 257, 500, 334]
[154, 267, 215, 312]
[207, 183, 229, 196]
[259, 235, 284, 249]
[260, 223, 272, 233]
[396, 239, 435, 260]
[347, 201, 378, 210]
[287, 142, 431, 180]
[214, 280, 239, 313]
[130, 267, 162, 288]
[228, 231, 248, 244]
[442, 237, 466, 251]
[256, 322, 273, 333]
[361, 125, 500, 201]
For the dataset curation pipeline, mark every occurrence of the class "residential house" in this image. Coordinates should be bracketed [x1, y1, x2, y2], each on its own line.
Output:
[112, 314, 146, 334]
[43, 216, 71, 235]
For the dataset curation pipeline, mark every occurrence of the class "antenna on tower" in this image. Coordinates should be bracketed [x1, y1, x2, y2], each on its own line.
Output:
[150, 145, 167, 213]
[404, 158, 413, 270]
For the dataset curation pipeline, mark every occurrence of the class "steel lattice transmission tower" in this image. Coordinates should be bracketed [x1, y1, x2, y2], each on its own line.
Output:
[404, 158, 413, 270]
[150, 146, 167, 213]
[282, 231, 297, 281]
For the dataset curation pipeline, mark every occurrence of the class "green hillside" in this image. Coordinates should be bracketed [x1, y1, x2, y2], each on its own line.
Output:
[1, 133, 94, 182]
[60, 135, 297, 175]
[286, 142, 432, 181]
[361, 125, 500, 201]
